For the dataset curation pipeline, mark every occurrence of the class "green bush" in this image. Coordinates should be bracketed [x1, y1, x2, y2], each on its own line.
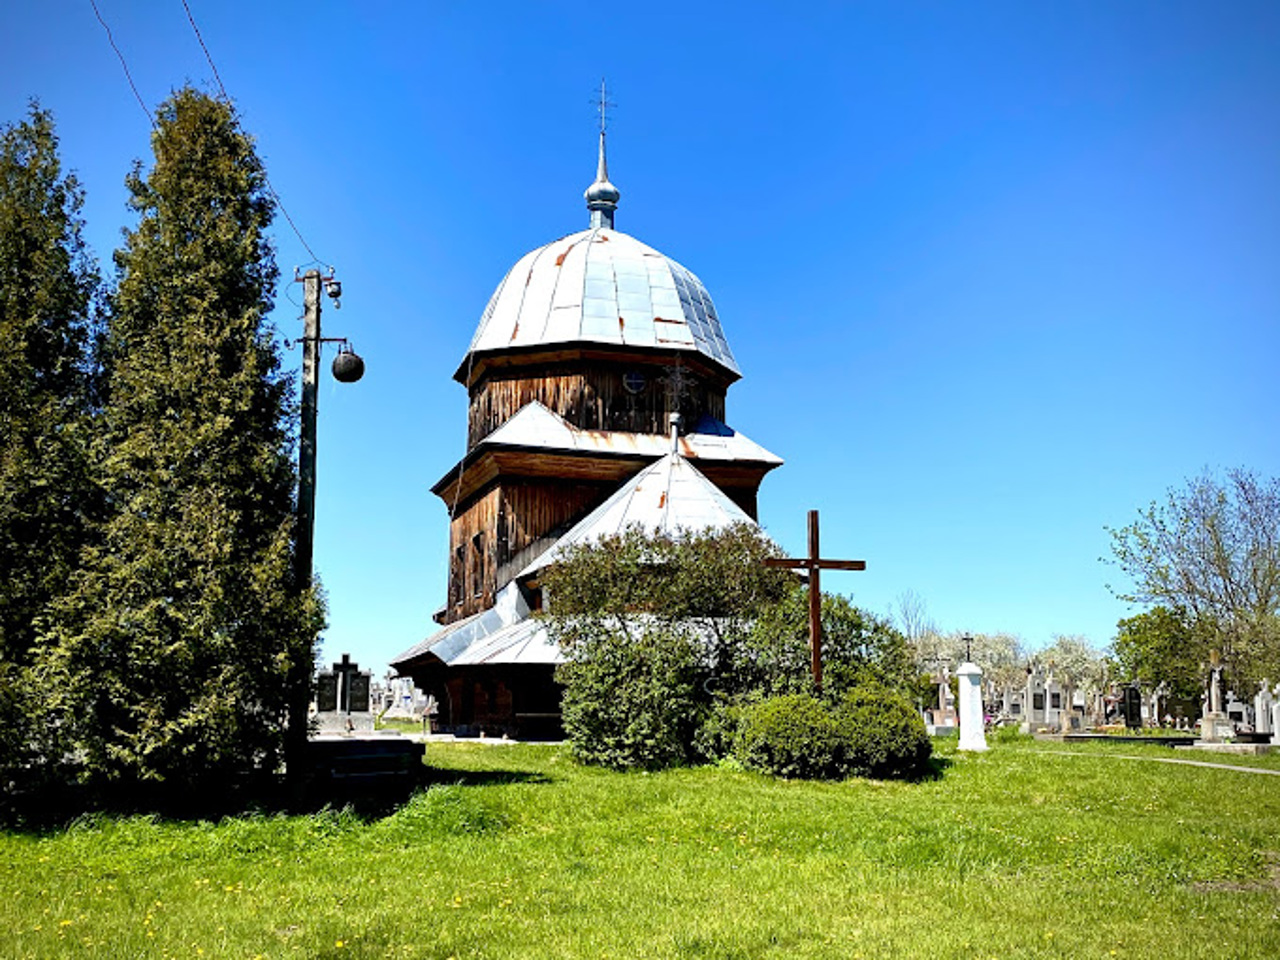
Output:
[555, 622, 703, 770]
[692, 700, 747, 763]
[735, 694, 846, 779]
[834, 685, 932, 780]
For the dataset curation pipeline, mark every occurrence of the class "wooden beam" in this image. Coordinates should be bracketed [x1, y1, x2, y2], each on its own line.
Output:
[763, 558, 866, 571]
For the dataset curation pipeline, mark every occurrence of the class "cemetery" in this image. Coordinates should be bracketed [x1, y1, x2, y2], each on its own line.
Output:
[3, 737, 1279, 958]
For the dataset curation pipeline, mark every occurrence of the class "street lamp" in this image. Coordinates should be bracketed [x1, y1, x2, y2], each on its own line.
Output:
[287, 267, 365, 786]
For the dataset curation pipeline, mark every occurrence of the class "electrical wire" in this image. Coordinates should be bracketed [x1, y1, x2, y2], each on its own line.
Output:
[177, 0, 324, 267]
[178, 0, 225, 95]
[88, 0, 153, 126]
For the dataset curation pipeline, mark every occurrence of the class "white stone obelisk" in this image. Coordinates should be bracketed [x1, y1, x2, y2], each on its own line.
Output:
[957, 661, 988, 752]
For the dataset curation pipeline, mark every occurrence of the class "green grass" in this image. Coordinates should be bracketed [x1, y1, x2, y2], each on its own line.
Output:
[3, 739, 1279, 958]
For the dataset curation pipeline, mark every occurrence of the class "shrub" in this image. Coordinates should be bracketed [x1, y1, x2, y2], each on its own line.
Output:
[692, 700, 747, 763]
[555, 622, 703, 770]
[834, 684, 932, 780]
[735, 694, 846, 779]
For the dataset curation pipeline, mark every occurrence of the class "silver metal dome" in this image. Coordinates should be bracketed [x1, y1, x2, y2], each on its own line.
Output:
[463, 227, 740, 377]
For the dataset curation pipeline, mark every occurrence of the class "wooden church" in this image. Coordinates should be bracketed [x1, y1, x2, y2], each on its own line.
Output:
[390, 131, 782, 737]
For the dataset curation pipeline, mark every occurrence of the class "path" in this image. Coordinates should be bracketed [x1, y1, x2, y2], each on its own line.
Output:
[1042, 750, 1280, 776]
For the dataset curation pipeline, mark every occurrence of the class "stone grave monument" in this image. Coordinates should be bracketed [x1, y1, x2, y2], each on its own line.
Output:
[1044, 668, 1063, 730]
[956, 660, 988, 752]
[1022, 666, 1047, 732]
[1120, 684, 1143, 729]
[925, 666, 956, 735]
[314, 653, 375, 734]
[1197, 653, 1233, 743]
[1253, 680, 1273, 737]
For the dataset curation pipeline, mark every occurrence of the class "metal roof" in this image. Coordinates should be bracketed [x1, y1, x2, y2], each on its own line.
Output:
[463, 228, 740, 377]
[517, 450, 759, 579]
[396, 452, 773, 675]
[481, 401, 781, 465]
[390, 582, 561, 669]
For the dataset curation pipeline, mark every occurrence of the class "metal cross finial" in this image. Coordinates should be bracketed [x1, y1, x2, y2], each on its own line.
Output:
[595, 77, 615, 135]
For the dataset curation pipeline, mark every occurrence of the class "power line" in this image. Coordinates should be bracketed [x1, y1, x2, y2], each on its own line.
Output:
[88, 0, 153, 126]
[177, 0, 324, 266]
[88, 0, 326, 267]
[178, 0, 226, 97]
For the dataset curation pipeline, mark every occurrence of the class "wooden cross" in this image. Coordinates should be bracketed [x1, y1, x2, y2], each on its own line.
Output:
[763, 510, 866, 692]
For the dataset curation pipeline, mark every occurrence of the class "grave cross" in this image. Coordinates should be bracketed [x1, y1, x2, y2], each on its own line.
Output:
[763, 510, 866, 692]
[333, 653, 360, 713]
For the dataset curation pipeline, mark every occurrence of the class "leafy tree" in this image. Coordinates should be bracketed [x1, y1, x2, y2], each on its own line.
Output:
[1112, 606, 1209, 702]
[545, 523, 914, 768]
[909, 630, 1029, 705]
[0, 105, 100, 800]
[1107, 468, 1280, 684]
[742, 587, 914, 698]
[547, 524, 788, 767]
[35, 89, 321, 799]
[1035, 634, 1108, 693]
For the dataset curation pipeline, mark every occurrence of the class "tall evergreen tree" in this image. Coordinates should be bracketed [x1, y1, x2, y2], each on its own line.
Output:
[38, 89, 321, 797]
[0, 105, 99, 665]
[0, 105, 100, 799]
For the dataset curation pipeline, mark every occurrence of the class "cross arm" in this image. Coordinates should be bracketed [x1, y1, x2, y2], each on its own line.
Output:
[763, 558, 867, 570]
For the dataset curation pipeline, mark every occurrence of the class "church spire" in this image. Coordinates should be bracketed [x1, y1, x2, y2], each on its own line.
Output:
[585, 79, 620, 229]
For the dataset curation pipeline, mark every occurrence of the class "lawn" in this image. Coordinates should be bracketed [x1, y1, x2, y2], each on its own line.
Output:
[2, 738, 1278, 959]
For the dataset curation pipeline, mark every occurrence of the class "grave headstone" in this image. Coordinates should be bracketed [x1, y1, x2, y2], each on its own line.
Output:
[1121, 685, 1143, 729]
[1023, 667, 1046, 732]
[926, 668, 956, 735]
[1198, 656, 1233, 743]
[1225, 691, 1249, 729]
[313, 653, 375, 735]
[1253, 681, 1273, 736]
[1044, 670, 1063, 729]
[316, 672, 338, 713]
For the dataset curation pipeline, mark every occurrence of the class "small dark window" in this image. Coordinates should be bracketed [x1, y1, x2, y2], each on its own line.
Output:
[451, 545, 465, 608]
[471, 532, 485, 599]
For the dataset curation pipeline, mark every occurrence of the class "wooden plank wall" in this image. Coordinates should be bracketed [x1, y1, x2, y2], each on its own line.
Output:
[447, 479, 615, 622]
[468, 364, 726, 448]
[447, 487, 500, 620]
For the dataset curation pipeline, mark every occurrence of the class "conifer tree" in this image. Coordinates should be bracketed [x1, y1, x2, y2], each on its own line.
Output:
[0, 106, 100, 796]
[0, 105, 99, 663]
[38, 89, 321, 797]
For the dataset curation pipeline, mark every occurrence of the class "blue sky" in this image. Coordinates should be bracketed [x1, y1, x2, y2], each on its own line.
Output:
[4, 2, 1278, 677]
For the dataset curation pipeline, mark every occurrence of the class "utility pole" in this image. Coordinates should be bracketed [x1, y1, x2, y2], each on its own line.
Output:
[296, 270, 322, 584]
[286, 268, 362, 792]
